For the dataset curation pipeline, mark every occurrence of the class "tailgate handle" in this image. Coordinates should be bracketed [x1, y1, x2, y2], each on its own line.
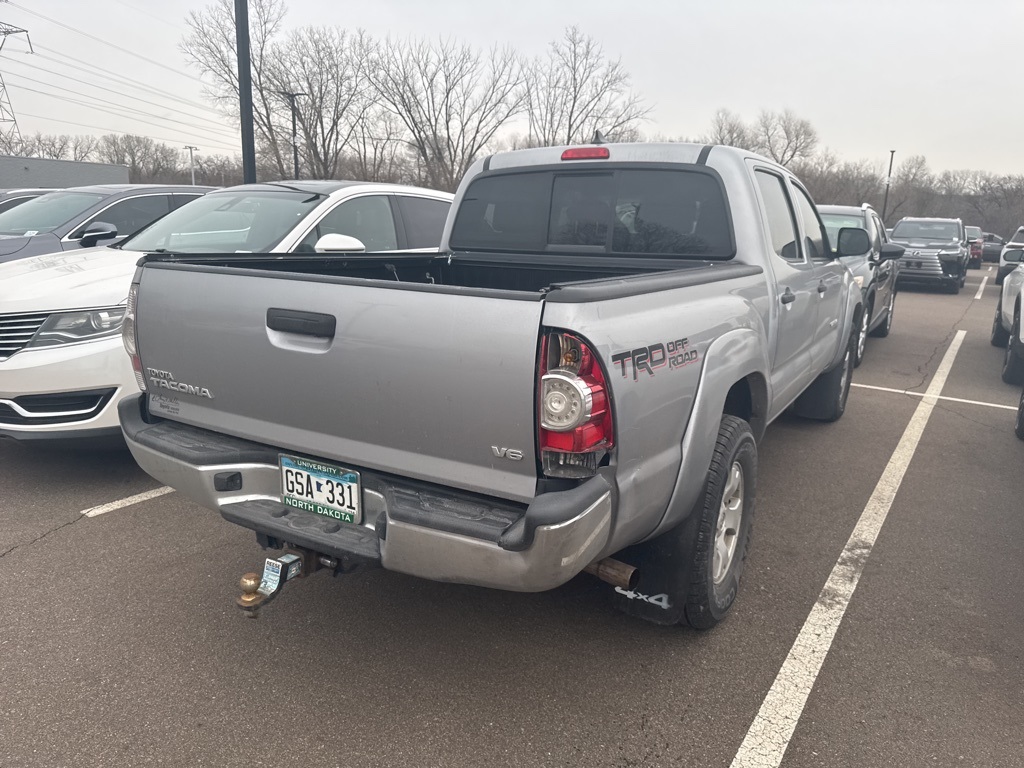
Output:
[266, 308, 336, 339]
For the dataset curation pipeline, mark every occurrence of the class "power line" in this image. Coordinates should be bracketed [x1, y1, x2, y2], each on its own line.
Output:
[110, 0, 185, 31]
[8, 80, 241, 149]
[17, 111, 241, 154]
[6, 2, 208, 87]
[1, 61, 240, 140]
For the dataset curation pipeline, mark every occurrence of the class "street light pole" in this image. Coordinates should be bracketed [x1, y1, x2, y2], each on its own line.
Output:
[235, 0, 257, 183]
[278, 90, 306, 179]
[881, 149, 896, 223]
[184, 145, 198, 186]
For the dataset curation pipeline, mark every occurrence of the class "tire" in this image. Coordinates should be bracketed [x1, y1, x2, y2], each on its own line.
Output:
[991, 302, 1010, 347]
[609, 415, 756, 630]
[1001, 308, 1024, 385]
[854, 301, 871, 367]
[791, 334, 855, 422]
[960, 267, 967, 288]
[947, 279, 961, 295]
[1015, 390, 1024, 441]
[871, 292, 895, 338]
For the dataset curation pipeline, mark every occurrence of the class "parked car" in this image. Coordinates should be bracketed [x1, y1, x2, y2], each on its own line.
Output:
[990, 261, 1024, 384]
[890, 217, 969, 293]
[983, 232, 1005, 262]
[965, 225, 984, 268]
[0, 188, 58, 215]
[0, 181, 453, 441]
[0, 184, 212, 264]
[118, 142, 894, 629]
[996, 247, 1022, 285]
[819, 203, 901, 366]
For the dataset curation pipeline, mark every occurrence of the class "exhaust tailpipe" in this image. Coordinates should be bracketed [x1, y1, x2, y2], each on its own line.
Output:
[584, 557, 639, 590]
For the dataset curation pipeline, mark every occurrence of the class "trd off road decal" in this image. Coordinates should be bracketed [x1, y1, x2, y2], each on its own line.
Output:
[611, 337, 699, 381]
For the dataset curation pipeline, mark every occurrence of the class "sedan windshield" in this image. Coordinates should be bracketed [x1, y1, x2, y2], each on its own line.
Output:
[120, 189, 325, 253]
[819, 213, 864, 247]
[0, 191, 105, 236]
[891, 221, 960, 241]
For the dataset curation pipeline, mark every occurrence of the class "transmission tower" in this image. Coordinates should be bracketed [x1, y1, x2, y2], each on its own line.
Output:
[0, 20, 33, 152]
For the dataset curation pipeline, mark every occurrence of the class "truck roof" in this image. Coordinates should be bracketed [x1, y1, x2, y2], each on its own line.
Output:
[483, 142, 779, 173]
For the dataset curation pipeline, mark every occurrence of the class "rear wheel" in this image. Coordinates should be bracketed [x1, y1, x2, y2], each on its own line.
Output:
[871, 292, 895, 338]
[1001, 308, 1024, 385]
[1015, 390, 1024, 441]
[960, 267, 967, 288]
[792, 334, 855, 422]
[609, 415, 756, 630]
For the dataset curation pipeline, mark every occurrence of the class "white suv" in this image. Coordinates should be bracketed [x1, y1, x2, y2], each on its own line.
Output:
[0, 181, 453, 441]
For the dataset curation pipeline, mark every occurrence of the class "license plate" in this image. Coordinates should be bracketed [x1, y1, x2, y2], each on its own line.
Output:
[280, 454, 361, 524]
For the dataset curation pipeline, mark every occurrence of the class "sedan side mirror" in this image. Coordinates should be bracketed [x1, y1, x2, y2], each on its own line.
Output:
[314, 233, 366, 253]
[79, 221, 118, 248]
[836, 227, 871, 257]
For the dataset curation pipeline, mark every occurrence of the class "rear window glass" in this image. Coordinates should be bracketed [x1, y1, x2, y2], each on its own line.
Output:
[449, 168, 733, 258]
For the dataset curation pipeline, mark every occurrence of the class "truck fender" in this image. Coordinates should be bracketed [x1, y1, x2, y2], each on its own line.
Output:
[644, 327, 769, 541]
[826, 286, 863, 371]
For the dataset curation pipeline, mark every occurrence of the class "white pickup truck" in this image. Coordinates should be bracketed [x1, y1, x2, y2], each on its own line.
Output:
[118, 143, 901, 628]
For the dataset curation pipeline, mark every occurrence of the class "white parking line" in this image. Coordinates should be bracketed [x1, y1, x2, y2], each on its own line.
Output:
[974, 276, 988, 300]
[852, 382, 1017, 411]
[730, 330, 966, 768]
[987, 266, 993, 273]
[80, 487, 174, 518]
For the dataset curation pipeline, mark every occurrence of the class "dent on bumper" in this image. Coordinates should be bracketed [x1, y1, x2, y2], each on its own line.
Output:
[121, 400, 615, 593]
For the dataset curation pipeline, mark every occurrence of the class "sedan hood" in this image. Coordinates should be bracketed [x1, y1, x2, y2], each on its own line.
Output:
[0, 246, 143, 313]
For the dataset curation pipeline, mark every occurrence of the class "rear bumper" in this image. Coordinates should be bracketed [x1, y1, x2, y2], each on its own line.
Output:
[119, 394, 615, 592]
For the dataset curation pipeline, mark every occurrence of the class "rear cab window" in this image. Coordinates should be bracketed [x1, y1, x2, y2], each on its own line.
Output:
[449, 166, 734, 259]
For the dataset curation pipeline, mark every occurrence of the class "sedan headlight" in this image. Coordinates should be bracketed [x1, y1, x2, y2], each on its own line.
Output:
[27, 307, 127, 348]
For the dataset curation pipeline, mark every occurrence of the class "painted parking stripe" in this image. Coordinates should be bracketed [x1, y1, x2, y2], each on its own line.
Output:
[974, 276, 988, 300]
[852, 382, 1016, 411]
[987, 266, 993, 273]
[80, 487, 174, 518]
[730, 330, 966, 768]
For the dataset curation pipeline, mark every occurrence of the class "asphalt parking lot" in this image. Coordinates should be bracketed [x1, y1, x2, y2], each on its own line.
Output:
[2, 267, 1022, 768]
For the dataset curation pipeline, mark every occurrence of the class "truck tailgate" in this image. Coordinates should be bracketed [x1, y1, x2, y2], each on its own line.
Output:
[135, 265, 544, 502]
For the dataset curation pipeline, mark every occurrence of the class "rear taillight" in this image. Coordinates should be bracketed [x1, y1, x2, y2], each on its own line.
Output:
[538, 330, 613, 478]
[122, 284, 146, 391]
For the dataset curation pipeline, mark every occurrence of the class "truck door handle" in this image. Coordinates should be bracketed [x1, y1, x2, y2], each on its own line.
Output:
[266, 308, 337, 339]
[780, 288, 796, 305]
[817, 282, 827, 294]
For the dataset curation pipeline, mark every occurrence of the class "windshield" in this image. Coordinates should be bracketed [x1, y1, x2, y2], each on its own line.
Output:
[819, 213, 864, 247]
[0, 191, 105, 236]
[120, 189, 325, 253]
[449, 168, 734, 258]
[965, 226, 982, 239]
[891, 221, 960, 242]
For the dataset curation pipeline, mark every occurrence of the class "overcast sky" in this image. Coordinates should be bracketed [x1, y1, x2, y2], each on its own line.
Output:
[1, 0, 1021, 174]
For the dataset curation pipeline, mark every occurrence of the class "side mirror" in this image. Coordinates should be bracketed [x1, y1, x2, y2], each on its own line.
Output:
[836, 227, 871, 257]
[877, 242, 905, 261]
[313, 233, 366, 253]
[78, 221, 118, 248]
[1004, 250, 1023, 264]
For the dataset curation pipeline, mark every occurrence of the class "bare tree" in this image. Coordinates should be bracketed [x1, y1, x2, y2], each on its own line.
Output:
[270, 27, 373, 179]
[345, 108, 413, 183]
[524, 26, 649, 147]
[181, 0, 289, 179]
[752, 109, 818, 166]
[98, 134, 182, 182]
[72, 135, 98, 162]
[703, 108, 757, 150]
[884, 155, 934, 224]
[368, 37, 527, 191]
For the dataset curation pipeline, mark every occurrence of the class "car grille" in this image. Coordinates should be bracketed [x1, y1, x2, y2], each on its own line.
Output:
[0, 388, 117, 425]
[0, 312, 49, 361]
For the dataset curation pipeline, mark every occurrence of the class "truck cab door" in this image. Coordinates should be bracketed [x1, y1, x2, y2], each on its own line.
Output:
[752, 169, 819, 409]
[789, 183, 845, 370]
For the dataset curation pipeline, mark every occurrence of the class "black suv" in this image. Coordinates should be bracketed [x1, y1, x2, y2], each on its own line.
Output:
[890, 217, 969, 293]
[819, 203, 902, 366]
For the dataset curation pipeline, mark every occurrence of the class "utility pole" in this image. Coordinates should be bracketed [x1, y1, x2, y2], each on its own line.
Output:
[277, 90, 306, 179]
[0, 20, 33, 153]
[881, 149, 896, 223]
[234, 0, 257, 183]
[184, 145, 199, 186]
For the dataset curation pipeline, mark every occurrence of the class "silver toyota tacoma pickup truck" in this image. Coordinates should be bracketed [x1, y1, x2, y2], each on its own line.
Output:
[119, 143, 900, 628]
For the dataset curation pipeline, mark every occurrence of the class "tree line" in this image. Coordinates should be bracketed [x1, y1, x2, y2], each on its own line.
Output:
[4, 0, 1023, 236]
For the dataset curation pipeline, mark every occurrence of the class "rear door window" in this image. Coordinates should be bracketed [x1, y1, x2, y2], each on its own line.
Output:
[396, 196, 451, 249]
[790, 186, 828, 261]
[754, 171, 801, 262]
[450, 167, 733, 258]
